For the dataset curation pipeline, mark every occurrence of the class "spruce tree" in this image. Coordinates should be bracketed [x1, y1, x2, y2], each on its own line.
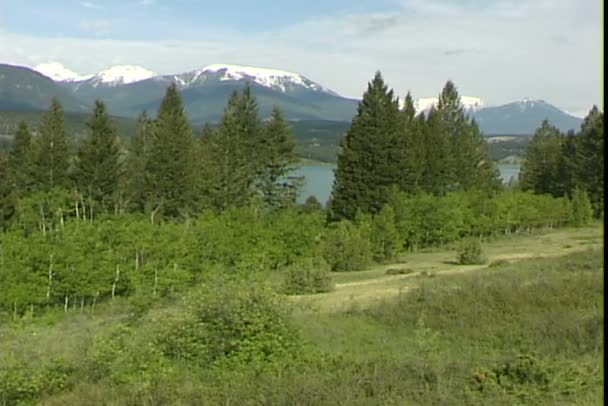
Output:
[436, 81, 500, 191]
[30, 98, 70, 192]
[74, 100, 123, 211]
[574, 106, 604, 215]
[125, 111, 155, 211]
[519, 120, 564, 196]
[397, 92, 424, 193]
[419, 109, 451, 194]
[0, 155, 16, 229]
[202, 92, 253, 210]
[146, 83, 197, 219]
[257, 107, 301, 209]
[330, 72, 402, 220]
[8, 121, 33, 194]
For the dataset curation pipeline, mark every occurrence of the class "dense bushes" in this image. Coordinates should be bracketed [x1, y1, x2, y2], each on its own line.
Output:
[457, 238, 486, 265]
[0, 188, 586, 315]
[282, 257, 334, 295]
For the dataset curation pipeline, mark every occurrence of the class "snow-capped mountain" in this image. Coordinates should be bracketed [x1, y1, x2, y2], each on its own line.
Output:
[163, 63, 339, 96]
[83, 65, 157, 87]
[414, 96, 484, 113]
[472, 98, 582, 134]
[33, 62, 92, 82]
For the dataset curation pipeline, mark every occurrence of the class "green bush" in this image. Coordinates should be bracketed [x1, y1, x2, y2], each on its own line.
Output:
[457, 238, 487, 265]
[156, 278, 301, 366]
[283, 257, 334, 295]
[322, 220, 372, 272]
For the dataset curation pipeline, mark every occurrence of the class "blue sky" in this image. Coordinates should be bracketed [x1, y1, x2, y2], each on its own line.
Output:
[0, 0, 602, 115]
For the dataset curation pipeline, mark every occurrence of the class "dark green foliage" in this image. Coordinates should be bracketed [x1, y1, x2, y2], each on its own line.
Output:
[124, 111, 154, 212]
[8, 120, 34, 195]
[74, 100, 123, 213]
[0, 155, 17, 229]
[30, 98, 70, 192]
[573, 107, 604, 216]
[282, 257, 334, 295]
[457, 238, 486, 265]
[330, 72, 402, 220]
[145, 84, 197, 219]
[256, 107, 302, 209]
[302, 195, 323, 211]
[520, 120, 565, 196]
[201, 91, 257, 210]
[322, 220, 372, 271]
[436, 81, 501, 192]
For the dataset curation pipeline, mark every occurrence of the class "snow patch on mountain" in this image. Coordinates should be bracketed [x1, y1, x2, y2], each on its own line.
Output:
[33, 62, 92, 82]
[89, 65, 156, 86]
[414, 96, 484, 113]
[181, 63, 339, 95]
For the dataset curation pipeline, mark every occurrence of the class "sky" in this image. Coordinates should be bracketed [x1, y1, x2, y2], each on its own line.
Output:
[0, 0, 602, 116]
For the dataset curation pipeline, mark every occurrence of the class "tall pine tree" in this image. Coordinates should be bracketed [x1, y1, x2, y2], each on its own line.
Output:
[436, 81, 500, 192]
[74, 100, 123, 212]
[330, 72, 402, 220]
[8, 121, 33, 195]
[256, 107, 301, 208]
[201, 88, 265, 210]
[574, 106, 604, 215]
[146, 84, 197, 219]
[519, 120, 564, 196]
[30, 98, 70, 192]
[124, 111, 155, 211]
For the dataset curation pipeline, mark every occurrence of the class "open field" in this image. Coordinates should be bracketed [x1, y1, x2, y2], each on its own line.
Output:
[292, 222, 603, 312]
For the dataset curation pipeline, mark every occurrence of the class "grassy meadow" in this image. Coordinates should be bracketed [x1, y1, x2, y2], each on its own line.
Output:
[0, 223, 603, 405]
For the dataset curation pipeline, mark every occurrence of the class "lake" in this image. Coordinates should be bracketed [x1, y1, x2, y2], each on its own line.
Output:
[296, 163, 521, 204]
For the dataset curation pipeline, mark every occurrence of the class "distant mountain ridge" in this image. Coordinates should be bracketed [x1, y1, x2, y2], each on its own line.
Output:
[0, 62, 585, 134]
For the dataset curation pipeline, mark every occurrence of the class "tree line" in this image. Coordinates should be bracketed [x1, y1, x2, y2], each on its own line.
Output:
[0, 73, 602, 316]
[1, 83, 300, 229]
[519, 110, 604, 216]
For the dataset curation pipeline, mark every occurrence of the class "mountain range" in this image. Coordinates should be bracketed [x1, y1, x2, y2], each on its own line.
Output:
[0, 62, 584, 134]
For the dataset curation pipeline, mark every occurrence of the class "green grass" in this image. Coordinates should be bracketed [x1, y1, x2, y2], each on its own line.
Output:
[0, 224, 603, 405]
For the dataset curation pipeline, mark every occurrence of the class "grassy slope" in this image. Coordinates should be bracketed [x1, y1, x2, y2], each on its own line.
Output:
[293, 223, 603, 312]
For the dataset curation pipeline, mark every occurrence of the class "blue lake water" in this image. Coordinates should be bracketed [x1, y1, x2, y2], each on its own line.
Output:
[296, 163, 521, 204]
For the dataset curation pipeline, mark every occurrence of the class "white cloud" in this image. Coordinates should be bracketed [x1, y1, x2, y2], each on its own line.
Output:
[80, 1, 102, 9]
[0, 0, 601, 114]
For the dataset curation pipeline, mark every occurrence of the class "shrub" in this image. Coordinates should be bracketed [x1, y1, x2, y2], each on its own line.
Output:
[322, 220, 372, 272]
[283, 257, 334, 295]
[457, 238, 487, 265]
[156, 278, 300, 366]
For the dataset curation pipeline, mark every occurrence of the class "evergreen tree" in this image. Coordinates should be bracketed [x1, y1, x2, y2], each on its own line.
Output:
[8, 121, 33, 195]
[145, 83, 197, 219]
[257, 107, 301, 209]
[125, 111, 155, 211]
[574, 106, 604, 216]
[396, 92, 424, 193]
[74, 100, 123, 212]
[419, 109, 451, 194]
[436, 81, 500, 191]
[0, 155, 16, 229]
[520, 120, 564, 196]
[202, 92, 253, 210]
[330, 72, 402, 220]
[30, 98, 70, 191]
